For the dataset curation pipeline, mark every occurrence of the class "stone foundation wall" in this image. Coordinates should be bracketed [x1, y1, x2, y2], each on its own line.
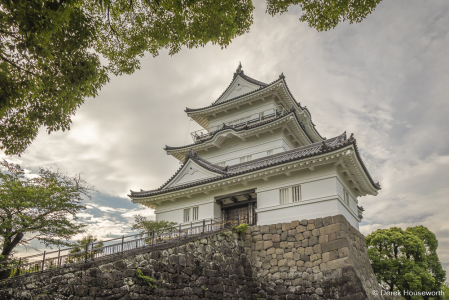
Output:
[244, 215, 388, 300]
[0, 232, 254, 300]
[0, 215, 389, 300]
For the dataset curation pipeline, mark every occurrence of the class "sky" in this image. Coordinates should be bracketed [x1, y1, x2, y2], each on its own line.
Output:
[2, 0, 449, 275]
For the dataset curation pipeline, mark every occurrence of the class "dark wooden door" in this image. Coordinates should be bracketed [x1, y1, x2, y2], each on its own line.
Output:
[226, 206, 249, 222]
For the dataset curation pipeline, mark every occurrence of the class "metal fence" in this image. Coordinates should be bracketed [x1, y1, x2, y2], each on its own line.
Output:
[0, 217, 234, 280]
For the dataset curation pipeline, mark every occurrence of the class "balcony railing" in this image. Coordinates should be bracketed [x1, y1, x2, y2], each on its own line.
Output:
[191, 109, 288, 143]
[0, 217, 250, 280]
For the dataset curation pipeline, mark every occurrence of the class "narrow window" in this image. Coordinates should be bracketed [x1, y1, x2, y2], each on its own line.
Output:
[292, 185, 301, 202]
[184, 208, 190, 222]
[192, 207, 199, 221]
[344, 190, 350, 205]
[267, 150, 273, 156]
[280, 188, 289, 204]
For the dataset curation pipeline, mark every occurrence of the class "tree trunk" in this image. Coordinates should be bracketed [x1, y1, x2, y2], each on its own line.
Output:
[0, 232, 24, 280]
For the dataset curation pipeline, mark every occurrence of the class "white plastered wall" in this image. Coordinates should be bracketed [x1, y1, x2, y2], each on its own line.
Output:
[153, 164, 360, 229]
[198, 131, 295, 166]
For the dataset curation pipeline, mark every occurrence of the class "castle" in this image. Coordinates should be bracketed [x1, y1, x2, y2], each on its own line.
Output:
[129, 64, 380, 229]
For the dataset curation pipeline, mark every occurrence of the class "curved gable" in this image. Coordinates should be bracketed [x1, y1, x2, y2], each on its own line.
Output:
[163, 160, 222, 190]
[215, 75, 262, 104]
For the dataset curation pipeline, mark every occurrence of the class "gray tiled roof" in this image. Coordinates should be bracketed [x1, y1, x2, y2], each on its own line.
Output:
[129, 132, 380, 198]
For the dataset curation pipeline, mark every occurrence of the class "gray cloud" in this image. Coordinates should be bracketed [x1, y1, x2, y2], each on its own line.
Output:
[5, 0, 449, 275]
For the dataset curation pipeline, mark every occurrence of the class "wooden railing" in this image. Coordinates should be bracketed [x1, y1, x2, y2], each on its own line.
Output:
[0, 218, 230, 280]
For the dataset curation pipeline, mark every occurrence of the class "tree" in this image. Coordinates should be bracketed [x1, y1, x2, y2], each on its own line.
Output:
[366, 226, 446, 300]
[0, 0, 383, 155]
[0, 160, 95, 278]
[69, 234, 104, 263]
[131, 215, 177, 235]
[406, 226, 447, 300]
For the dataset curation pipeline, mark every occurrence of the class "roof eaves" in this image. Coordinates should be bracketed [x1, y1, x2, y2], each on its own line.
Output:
[131, 133, 382, 198]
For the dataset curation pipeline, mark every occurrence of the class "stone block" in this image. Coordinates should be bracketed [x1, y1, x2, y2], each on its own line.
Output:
[261, 225, 270, 234]
[263, 234, 272, 241]
[319, 235, 328, 244]
[267, 247, 275, 255]
[325, 257, 348, 270]
[313, 244, 322, 254]
[296, 225, 307, 233]
[330, 249, 339, 260]
[309, 236, 318, 247]
[300, 219, 308, 226]
[264, 241, 273, 250]
[319, 223, 343, 236]
[276, 248, 284, 255]
[272, 234, 281, 242]
[338, 247, 349, 258]
[321, 238, 349, 253]
[322, 252, 330, 263]
[283, 252, 293, 259]
[296, 247, 305, 255]
[291, 220, 300, 228]
[295, 233, 304, 241]
[301, 239, 308, 248]
[307, 224, 315, 231]
[288, 259, 296, 267]
[320, 263, 328, 272]
[322, 216, 333, 226]
[286, 229, 295, 237]
[252, 234, 263, 242]
[252, 226, 260, 232]
[314, 218, 323, 229]
[269, 224, 276, 229]
[296, 260, 305, 267]
[270, 259, 278, 266]
[312, 229, 320, 237]
[282, 223, 291, 231]
[278, 259, 287, 267]
[280, 241, 288, 249]
[310, 254, 321, 262]
[277, 254, 283, 260]
[305, 261, 313, 268]
[276, 223, 283, 229]
[259, 250, 267, 257]
[300, 255, 310, 262]
[313, 259, 322, 267]
[303, 231, 312, 239]
[262, 262, 271, 269]
[281, 231, 288, 241]
[305, 247, 313, 256]
[255, 241, 264, 251]
[287, 242, 295, 249]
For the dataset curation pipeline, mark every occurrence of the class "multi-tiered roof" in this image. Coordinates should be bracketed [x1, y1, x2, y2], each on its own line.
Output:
[129, 66, 381, 207]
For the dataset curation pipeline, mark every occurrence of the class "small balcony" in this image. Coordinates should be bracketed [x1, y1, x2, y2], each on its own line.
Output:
[190, 109, 288, 143]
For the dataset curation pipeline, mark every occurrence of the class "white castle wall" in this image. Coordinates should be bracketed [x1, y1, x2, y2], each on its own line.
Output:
[154, 164, 360, 229]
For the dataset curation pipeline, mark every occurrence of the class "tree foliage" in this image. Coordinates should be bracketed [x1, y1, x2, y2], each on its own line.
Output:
[0, 160, 95, 266]
[1, 0, 383, 155]
[69, 234, 104, 262]
[131, 215, 177, 234]
[366, 226, 446, 300]
[266, 0, 382, 31]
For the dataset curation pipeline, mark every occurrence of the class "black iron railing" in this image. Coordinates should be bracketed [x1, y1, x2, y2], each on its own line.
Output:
[0, 217, 232, 280]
